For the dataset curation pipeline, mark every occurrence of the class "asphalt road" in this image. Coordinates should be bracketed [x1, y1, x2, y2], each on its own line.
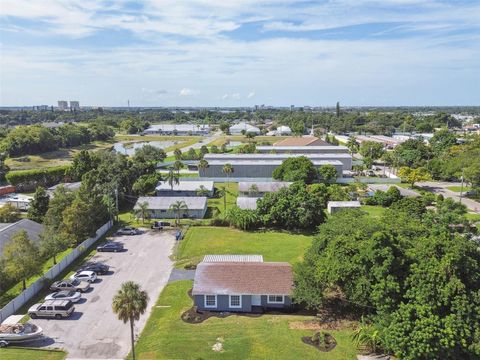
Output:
[30, 229, 176, 360]
[416, 181, 480, 213]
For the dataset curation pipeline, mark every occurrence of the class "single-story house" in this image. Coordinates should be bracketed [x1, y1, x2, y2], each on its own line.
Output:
[367, 184, 420, 198]
[0, 219, 43, 255]
[134, 196, 208, 219]
[229, 122, 261, 135]
[238, 181, 291, 197]
[236, 197, 261, 210]
[47, 182, 82, 196]
[192, 258, 294, 313]
[273, 136, 329, 146]
[156, 180, 214, 197]
[327, 201, 361, 214]
[274, 126, 292, 136]
[1, 194, 33, 211]
[143, 124, 210, 136]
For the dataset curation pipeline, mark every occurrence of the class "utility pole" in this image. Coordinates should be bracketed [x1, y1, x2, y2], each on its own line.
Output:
[459, 168, 464, 204]
[114, 186, 119, 222]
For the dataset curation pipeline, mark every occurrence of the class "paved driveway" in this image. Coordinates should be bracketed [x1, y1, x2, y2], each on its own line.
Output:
[30, 230, 175, 359]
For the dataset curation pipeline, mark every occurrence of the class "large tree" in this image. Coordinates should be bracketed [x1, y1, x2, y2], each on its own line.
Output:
[3, 230, 41, 290]
[272, 156, 317, 184]
[27, 186, 50, 223]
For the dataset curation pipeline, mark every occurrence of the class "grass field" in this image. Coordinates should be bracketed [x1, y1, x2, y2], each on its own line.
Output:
[207, 182, 238, 218]
[176, 226, 312, 267]
[133, 280, 357, 360]
[0, 348, 66, 360]
[0, 248, 72, 308]
[446, 185, 473, 193]
[5, 141, 114, 170]
[360, 205, 388, 218]
[115, 134, 201, 153]
[208, 135, 289, 147]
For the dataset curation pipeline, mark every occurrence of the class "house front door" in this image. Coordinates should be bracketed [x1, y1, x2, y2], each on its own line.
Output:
[252, 295, 261, 306]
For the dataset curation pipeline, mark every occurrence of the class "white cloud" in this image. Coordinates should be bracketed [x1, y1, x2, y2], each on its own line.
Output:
[222, 94, 229, 99]
[179, 88, 194, 96]
[247, 92, 256, 98]
[231, 93, 240, 99]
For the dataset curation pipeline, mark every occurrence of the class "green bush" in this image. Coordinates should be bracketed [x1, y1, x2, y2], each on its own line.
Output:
[6, 165, 70, 191]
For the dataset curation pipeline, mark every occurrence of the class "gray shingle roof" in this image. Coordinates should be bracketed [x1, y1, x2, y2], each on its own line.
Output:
[0, 219, 44, 255]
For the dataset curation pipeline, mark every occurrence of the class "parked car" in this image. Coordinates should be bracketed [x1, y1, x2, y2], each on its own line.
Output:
[50, 279, 90, 293]
[79, 262, 109, 275]
[45, 290, 81, 303]
[116, 226, 141, 236]
[70, 270, 97, 283]
[28, 300, 75, 319]
[151, 221, 171, 230]
[97, 242, 124, 252]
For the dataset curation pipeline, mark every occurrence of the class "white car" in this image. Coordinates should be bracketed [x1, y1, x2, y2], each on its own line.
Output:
[70, 271, 97, 283]
[45, 290, 82, 303]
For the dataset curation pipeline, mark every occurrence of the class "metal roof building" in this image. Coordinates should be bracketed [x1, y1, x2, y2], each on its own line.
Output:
[236, 197, 261, 210]
[327, 201, 361, 214]
[155, 180, 214, 197]
[134, 196, 208, 219]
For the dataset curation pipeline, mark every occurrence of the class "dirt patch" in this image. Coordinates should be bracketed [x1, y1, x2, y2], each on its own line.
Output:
[289, 319, 357, 331]
[302, 331, 337, 352]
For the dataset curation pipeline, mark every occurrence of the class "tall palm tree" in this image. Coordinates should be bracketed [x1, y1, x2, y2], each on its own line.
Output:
[173, 148, 182, 160]
[222, 163, 234, 185]
[217, 186, 229, 216]
[169, 200, 188, 226]
[112, 281, 149, 360]
[165, 167, 180, 191]
[198, 159, 209, 176]
[173, 160, 184, 174]
[135, 201, 149, 224]
[102, 194, 117, 223]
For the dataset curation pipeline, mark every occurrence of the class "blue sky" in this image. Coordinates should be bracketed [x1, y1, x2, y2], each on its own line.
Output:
[0, 0, 479, 107]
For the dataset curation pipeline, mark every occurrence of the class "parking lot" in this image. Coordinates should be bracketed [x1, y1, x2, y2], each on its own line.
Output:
[30, 229, 176, 359]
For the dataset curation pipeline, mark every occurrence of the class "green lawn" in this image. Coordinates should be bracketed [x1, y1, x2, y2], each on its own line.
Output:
[5, 141, 114, 170]
[466, 213, 480, 222]
[446, 185, 472, 193]
[207, 182, 238, 218]
[0, 348, 66, 360]
[176, 226, 312, 267]
[360, 205, 388, 218]
[133, 280, 357, 360]
[0, 248, 72, 308]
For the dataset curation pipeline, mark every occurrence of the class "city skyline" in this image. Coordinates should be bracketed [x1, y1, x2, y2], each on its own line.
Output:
[1, 0, 479, 107]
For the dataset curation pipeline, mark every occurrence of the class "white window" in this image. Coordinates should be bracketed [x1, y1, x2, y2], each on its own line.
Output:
[229, 295, 242, 308]
[204, 295, 217, 308]
[267, 295, 284, 304]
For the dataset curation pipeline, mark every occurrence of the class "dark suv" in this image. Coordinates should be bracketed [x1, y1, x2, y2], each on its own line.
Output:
[97, 242, 124, 252]
[79, 262, 110, 275]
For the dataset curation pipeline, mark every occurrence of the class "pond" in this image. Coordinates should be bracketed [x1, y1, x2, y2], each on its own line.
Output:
[113, 140, 183, 156]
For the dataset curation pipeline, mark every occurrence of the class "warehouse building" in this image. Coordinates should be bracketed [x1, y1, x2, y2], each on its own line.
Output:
[156, 180, 214, 197]
[143, 124, 210, 136]
[200, 159, 343, 178]
[134, 197, 208, 219]
[256, 145, 349, 154]
[203, 153, 352, 171]
[229, 122, 261, 135]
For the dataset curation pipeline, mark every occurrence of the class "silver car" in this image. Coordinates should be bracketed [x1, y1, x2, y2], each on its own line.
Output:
[45, 290, 81, 303]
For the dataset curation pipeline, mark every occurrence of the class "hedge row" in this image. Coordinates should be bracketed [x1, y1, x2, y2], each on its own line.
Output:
[5, 165, 71, 191]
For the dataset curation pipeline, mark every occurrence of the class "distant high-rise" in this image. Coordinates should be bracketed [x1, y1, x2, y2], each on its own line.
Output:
[58, 100, 68, 110]
[69, 101, 80, 110]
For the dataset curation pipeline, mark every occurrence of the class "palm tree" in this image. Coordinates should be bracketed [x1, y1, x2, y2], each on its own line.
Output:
[135, 201, 149, 224]
[347, 136, 359, 155]
[112, 281, 149, 360]
[196, 185, 210, 197]
[222, 163, 234, 185]
[165, 167, 180, 191]
[198, 159, 209, 176]
[102, 194, 117, 223]
[248, 184, 259, 197]
[173, 148, 182, 160]
[173, 160, 183, 174]
[169, 200, 188, 226]
[217, 186, 229, 216]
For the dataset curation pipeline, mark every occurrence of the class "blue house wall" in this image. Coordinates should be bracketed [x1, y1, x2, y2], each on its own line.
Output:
[194, 294, 292, 313]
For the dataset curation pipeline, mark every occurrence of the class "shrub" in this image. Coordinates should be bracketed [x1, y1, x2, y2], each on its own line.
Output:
[5, 165, 71, 191]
